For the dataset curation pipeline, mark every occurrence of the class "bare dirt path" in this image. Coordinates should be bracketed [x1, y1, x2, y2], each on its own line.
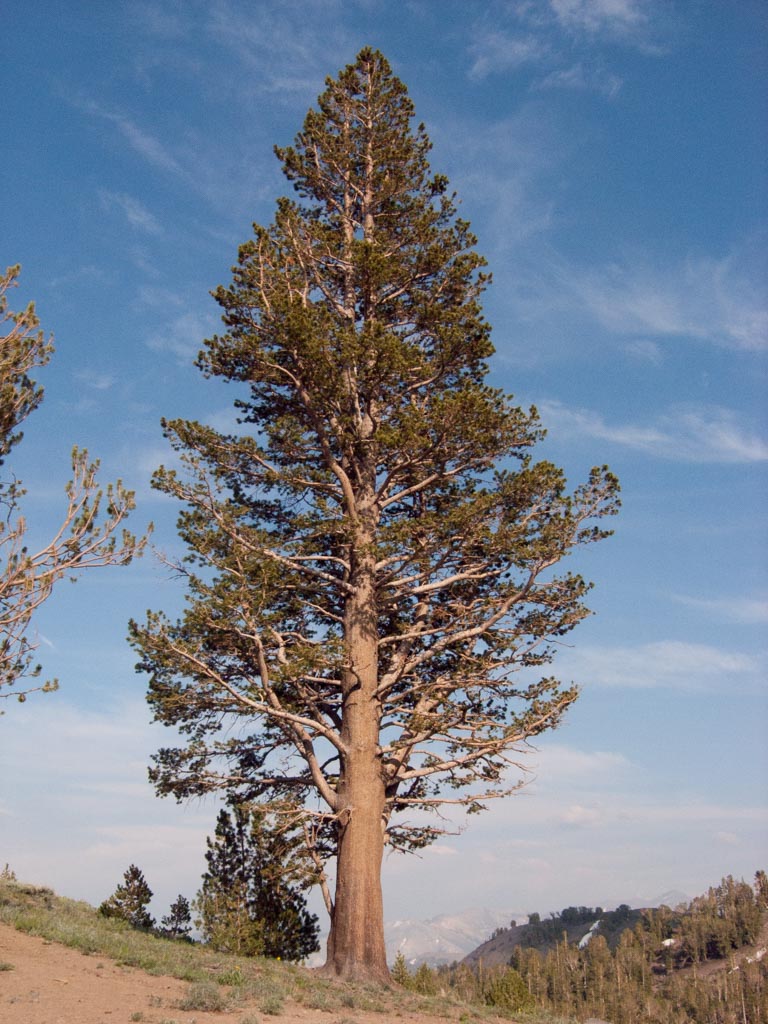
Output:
[0, 923, 463, 1024]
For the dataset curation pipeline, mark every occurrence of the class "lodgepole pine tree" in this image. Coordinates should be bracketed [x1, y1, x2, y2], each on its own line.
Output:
[130, 48, 619, 981]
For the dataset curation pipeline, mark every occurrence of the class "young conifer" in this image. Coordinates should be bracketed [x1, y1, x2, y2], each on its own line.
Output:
[131, 48, 619, 981]
[98, 864, 155, 931]
[195, 805, 319, 961]
[159, 894, 193, 940]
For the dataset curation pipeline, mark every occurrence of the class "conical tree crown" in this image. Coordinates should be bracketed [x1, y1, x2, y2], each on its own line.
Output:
[200, 48, 520, 488]
[134, 51, 619, 981]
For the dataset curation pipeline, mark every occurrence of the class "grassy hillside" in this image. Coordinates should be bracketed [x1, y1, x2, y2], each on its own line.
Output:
[0, 876, 570, 1023]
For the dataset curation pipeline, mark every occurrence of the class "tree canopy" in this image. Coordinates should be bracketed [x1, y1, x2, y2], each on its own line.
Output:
[131, 48, 619, 980]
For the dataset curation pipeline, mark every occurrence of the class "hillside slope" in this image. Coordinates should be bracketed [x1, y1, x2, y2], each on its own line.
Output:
[464, 905, 643, 966]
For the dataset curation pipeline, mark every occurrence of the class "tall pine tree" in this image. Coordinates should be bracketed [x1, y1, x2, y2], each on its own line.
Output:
[131, 49, 619, 980]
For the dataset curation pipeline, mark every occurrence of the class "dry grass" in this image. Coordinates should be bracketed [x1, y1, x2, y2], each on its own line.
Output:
[0, 877, 571, 1023]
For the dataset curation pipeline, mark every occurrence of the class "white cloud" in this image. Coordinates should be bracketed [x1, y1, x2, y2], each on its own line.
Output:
[49, 265, 110, 289]
[146, 308, 219, 359]
[74, 368, 116, 391]
[79, 97, 184, 176]
[0, 697, 217, 914]
[623, 338, 663, 363]
[445, 106, 559, 254]
[539, 400, 768, 463]
[98, 190, 162, 234]
[566, 255, 768, 351]
[563, 640, 765, 691]
[205, 0, 357, 97]
[76, 94, 261, 216]
[136, 285, 186, 309]
[549, 0, 648, 36]
[469, 30, 550, 79]
[533, 744, 632, 780]
[673, 594, 768, 625]
[561, 803, 603, 827]
[533, 61, 623, 97]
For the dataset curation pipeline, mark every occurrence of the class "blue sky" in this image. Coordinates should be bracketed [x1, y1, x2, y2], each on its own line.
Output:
[2, 0, 766, 930]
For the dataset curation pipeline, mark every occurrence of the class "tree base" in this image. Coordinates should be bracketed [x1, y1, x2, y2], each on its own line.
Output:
[315, 959, 392, 986]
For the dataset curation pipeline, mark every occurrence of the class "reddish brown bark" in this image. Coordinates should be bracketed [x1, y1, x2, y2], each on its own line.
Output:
[321, 525, 390, 983]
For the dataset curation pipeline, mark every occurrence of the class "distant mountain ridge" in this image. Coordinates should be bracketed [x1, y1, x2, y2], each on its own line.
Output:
[463, 890, 692, 966]
[386, 907, 523, 966]
[307, 890, 693, 968]
[386, 890, 693, 967]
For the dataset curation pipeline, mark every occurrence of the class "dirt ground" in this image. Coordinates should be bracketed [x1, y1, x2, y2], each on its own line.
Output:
[0, 923, 461, 1024]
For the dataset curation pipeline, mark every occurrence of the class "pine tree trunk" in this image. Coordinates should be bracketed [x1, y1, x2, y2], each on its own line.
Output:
[322, 743, 389, 981]
[321, 533, 390, 983]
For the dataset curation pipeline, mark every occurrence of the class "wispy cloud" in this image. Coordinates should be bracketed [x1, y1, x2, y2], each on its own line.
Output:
[49, 265, 111, 289]
[98, 190, 162, 235]
[532, 744, 632, 780]
[549, 0, 649, 38]
[204, 0, 358, 97]
[467, 0, 661, 87]
[539, 400, 768, 463]
[444, 105, 560, 255]
[561, 803, 603, 827]
[563, 640, 765, 691]
[0, 697, 216, 913]
[533, 61, 622, 97]
[623, 339, 663, 364]
[567, 255, 768, 351]
[469, 30, 550, 80]
[74, 368, 116, 391]
[146, 308, 219, 360]
[78, 96, 185, 176]
[673, 594, 768, 625]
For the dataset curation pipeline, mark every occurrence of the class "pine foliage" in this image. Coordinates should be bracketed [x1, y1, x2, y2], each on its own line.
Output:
[98, 864, 155, 931]
[130, 48, 619, 974]
[159, 894, 193, 940]
[195, 804, 319, 961]
[448, 872, 768, 1024]
[0, 265, 147, 705]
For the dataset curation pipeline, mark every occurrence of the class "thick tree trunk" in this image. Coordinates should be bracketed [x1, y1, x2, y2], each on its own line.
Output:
[321, 530, 390, 983]
[322, 747, 389, 982]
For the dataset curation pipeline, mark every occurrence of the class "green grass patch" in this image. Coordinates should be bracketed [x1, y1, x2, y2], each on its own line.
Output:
[0, 878, 573, 1024]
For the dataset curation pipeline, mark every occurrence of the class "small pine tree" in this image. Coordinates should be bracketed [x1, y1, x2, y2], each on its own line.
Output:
[159, 894, 193, 940]
[411, 962, 439, 995]
[484, 966, 535, 1013]
[391, 950, 411, 986]
[754, 869, 768, 910]
[195, 804, 319, 961]
[99, 864, 155, 930]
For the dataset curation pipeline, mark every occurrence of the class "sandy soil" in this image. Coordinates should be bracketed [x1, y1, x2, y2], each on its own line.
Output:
[0, 922, 462, 1024]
